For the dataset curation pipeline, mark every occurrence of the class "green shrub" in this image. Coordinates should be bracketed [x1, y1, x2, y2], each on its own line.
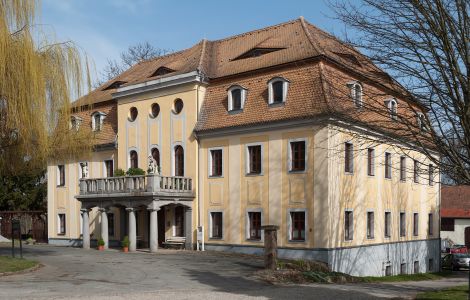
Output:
[98, 238, 105, 246]
[126, 168, 145, 176]
[114, 168, 125, 177]
[121, 236, 129, 247]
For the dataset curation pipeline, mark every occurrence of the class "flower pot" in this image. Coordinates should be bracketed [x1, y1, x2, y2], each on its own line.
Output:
[98, 245, 104, 251]
[122, 246, 129, 253]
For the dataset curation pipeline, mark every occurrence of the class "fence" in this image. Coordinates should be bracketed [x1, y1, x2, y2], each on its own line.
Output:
[0, 211, 47, 243]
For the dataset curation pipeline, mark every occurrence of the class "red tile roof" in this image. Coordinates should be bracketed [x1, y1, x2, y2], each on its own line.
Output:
[441, 185, 470, 218]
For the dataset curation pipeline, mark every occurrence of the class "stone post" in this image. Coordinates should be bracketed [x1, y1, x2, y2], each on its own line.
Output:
[148, 207, 159, 253]
[261, 225, 279, 270]
[126, 208, 137, 252]
[99, 208, 109, 249]
[184, 207, 192, 250]
[81, 209, 90, 249]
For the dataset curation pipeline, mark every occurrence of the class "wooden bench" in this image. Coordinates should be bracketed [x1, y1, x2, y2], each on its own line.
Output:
[162, 236, 186, 249]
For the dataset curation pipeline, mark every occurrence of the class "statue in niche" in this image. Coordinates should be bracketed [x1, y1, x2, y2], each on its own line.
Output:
[147, 155, 157, 175]
[80, 162, 88, 178]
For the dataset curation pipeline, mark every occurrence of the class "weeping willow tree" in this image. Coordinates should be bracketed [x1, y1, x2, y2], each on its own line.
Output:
[0, 0, 93, 176]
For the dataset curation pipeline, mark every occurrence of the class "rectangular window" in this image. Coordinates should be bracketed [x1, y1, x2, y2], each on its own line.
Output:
[414, 261, 419, 274]
[290, 141, 306, 171]
[385, 212, 391, 238]
[345, 211, 353, 241]
[57, 165, 65, 186]
[210, 212, 223, 239]
[385, 265, 392, 276]
[414, 160, 419, 183]
[428, 164, 434, 186]
[441, 218, 455, 231]
[345, 142, 354, 173]
[108, 213, 114, 237]
[428, 259, 434, 272]
[367, 148, 375, 176]
[367, 211, 374, 239]
[58, 213, 66, 235]
[400, 263, 407, 275]
[248, 212, 262, 240]
[105, 160, 113, 177]
[210, 149, 223, 177]
[290, 211, 306, 241]
[400, 212, 406, 237]
[247, 145, 262, 174]
[413, 213, 419, 236]
[428, 213, 434, 235]
[385, 152, 392, 179]
[400, 156, 406, 181]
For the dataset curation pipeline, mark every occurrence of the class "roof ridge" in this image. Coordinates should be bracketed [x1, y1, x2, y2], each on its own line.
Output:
[209, 18, 301, 43]
[197, 39, 208, 73]
[138, 41, 203, 65]
[299, 16, 324, 55]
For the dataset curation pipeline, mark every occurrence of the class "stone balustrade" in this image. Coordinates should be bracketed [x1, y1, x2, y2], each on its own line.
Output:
[79, 175, 193, 196]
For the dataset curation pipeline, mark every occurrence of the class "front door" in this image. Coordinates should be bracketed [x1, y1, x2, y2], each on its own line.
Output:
[174, 206, 184, 237]
[158, 209, 165, 246]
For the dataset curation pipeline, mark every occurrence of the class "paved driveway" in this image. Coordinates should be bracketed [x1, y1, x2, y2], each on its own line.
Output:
[0, 245, 466, 299]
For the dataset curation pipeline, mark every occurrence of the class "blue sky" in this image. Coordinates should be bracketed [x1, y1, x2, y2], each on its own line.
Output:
[42, 0, 352, 82]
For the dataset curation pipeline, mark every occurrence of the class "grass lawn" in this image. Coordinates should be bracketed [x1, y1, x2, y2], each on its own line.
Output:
[362, 271, 455, 282]
[416, 285, 468, 300]
[0, 255, 38, 273]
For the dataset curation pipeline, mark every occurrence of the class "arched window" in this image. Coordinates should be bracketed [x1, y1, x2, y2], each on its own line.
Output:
[227, 85, 247, 111]
[150, 103, 160, 118]
[151, 147, 160, 167]
[130, 150, 138, 169]
[351, 83, 363, 108]
[173, 99, 184, 114]
[129, 107, 138, 122]
[70, 116, 82, 131]
[174, 145, 184, 176]
[91, 111, 106, 131]
[268, 77, 289, 104]
[387, 99, 398, 120]
[417, 113, 427, 131]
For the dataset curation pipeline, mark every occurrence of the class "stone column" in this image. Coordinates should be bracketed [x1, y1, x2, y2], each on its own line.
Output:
[185, 207, 192, 250]
[261, 225, 279, 270]
[81, 209, 90, 249]
[148, 207, 159, 253]
[99, 208, 109, 250]
[126, 208, 137, 252]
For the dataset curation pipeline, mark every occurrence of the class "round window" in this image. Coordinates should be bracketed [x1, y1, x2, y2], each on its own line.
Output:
[150, 103, 160, 118]
[129, 107, 138, 121]
[173, 99, 184, 114]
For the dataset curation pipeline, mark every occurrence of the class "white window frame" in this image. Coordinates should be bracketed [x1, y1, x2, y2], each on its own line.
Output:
[91, 111, 107, 132]
[268, 77, 289, 105]
[385, 99, 398, 120]
[288, 138, 307, 173]
[70, 115, 83, 131]
[245, 209, 264, 242]
[208, 147, 224, 178]
[400, 211, 406, 237]
[287, 208, 307, 242]
[57, 165, 65, 186]
[344, 209, 354, 241]
[103, 158, 114, 177]
[227, 85, 247, 111]
[208, 210, 224, 239]
[348, 82, 363, 108]
[417, 112, 427, 131]
[245, 142, 264, 175]
[127, 147, 139, 170]
[57, 213, 66, 235]
[384, 210, 392, 239]
[366, 209, 375, 239]
[171, 142, 184, 176]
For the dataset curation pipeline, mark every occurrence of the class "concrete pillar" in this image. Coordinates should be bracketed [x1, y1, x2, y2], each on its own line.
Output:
[81, 209, 90, 249]
[261, 225, 279, 270]
[126, 208, 136, 252]
[148, 207, 159, 253]
[185, 207, 192, 250]
[100, 208, 109, 250]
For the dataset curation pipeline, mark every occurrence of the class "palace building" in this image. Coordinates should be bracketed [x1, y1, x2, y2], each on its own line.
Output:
[47, 18, 440, 276]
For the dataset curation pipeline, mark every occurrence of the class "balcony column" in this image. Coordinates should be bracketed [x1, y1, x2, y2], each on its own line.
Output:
[185, 207, 192, 250]
[99, 208, 109, 250]
[148, 207, 160, 253]
[126, 207, 137, 252]
[81, 208, 90, 249]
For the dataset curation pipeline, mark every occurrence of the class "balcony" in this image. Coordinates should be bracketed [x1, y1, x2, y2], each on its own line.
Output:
[77, 175, 194, 200]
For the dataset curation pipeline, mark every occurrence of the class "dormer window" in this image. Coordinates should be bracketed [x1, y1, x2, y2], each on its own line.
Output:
[386, 99, 398, 120]
[70, 116, 82, 131]
[417, 113, 427, 131]
[91, 111, 106, 131]
[102, 81, 127, 91]
[268, 77, 289, 105]
[227, 85, 247, 111]
[348, 82, 363, 108]
[151, 66, 175, 77]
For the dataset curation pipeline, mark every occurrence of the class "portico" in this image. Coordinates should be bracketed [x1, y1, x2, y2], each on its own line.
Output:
[77, 174, 194, 252]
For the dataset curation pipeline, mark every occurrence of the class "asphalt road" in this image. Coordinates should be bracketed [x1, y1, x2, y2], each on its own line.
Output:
[0, 244, 466, 300]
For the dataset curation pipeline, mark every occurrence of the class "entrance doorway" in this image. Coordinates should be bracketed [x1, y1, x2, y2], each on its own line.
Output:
[174, 206, 185, 237]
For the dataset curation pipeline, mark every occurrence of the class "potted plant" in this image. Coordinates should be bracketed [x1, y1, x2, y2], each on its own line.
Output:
[97, 238, 105, 251]
[126, 167, 145, 176]
[121, 236, 129, 252]
[114, 168, 125, 177]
